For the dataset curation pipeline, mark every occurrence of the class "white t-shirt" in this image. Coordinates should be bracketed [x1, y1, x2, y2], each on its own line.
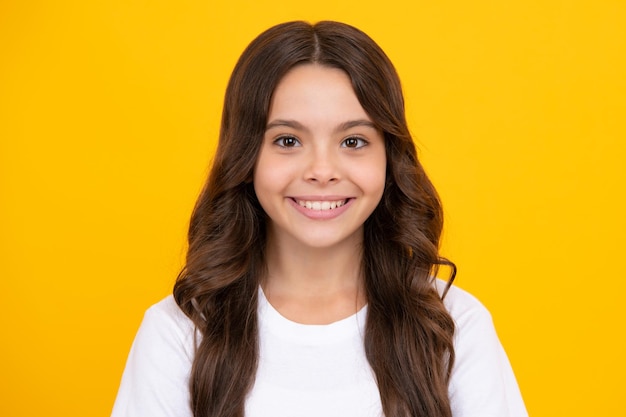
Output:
[111, 282, 528, 417]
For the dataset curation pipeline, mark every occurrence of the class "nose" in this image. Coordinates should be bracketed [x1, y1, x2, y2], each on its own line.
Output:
[304, 146, 339, 185]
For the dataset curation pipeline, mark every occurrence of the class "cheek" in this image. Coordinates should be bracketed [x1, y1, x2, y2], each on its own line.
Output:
[254, 163, 277, 186]
[370, 169, 387, 202]
[253, 151, 290, 203]
[358, 156, 387, 197]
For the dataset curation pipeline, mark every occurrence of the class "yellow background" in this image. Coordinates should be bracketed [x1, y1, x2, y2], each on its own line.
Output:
[1, 1, 624, 416]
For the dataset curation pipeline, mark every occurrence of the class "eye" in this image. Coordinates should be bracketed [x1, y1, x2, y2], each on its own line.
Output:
[341, 136, 368, 149]
[274, 135, 301, 148]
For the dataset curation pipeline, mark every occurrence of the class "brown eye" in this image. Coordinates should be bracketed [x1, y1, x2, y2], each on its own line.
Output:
[275, 136, 301, 148]
[341, 136, 367, 148]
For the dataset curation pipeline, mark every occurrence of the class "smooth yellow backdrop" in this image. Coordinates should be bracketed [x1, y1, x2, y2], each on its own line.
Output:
[1, 1, 624, 416]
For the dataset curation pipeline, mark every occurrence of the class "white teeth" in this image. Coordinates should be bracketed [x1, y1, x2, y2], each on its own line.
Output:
[297, 199, 346, 211]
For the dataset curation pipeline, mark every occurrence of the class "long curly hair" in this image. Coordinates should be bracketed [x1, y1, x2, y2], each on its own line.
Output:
[174, 20, 456, 417]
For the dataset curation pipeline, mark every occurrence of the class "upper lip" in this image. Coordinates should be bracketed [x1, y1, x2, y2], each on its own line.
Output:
[289, 196, 352, 201]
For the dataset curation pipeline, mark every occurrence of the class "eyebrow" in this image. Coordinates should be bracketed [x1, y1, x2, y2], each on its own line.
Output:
[265, 119, 378, 133]
[265, 119, 308, 132]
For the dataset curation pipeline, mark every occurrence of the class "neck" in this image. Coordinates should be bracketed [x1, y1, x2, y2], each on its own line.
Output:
[262, 230, 366, 324]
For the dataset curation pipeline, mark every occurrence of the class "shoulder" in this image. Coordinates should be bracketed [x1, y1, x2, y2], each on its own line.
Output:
[435, 279, 492, 324]
[434, 279, 501, 361]
[144, 295, 195, 333]
[111, 295, 196, 417]
[434, 280, 500, 361]
[434, 280, 528, 417]
[136, 295, 196, 353]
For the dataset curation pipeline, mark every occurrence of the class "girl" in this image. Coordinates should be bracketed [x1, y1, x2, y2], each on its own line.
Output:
[112, 21, 528, 417]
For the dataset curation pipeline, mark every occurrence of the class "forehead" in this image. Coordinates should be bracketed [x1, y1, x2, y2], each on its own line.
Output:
[267, 64, 371, 124]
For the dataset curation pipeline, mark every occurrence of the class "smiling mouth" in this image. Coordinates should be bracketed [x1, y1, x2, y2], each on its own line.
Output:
[295, 199, 349, 211]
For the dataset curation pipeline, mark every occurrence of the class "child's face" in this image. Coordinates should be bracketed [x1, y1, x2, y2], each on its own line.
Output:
[254, 64, 386, 251]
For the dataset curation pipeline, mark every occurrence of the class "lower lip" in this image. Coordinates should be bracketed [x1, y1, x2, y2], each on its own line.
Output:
[288, 198, 353, 220]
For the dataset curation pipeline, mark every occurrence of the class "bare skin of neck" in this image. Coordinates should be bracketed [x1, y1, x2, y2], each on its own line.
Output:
[262, 230, 367, 325]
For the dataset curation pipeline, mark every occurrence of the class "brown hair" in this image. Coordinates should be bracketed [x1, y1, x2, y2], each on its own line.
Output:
[174, 20, 456, 417]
